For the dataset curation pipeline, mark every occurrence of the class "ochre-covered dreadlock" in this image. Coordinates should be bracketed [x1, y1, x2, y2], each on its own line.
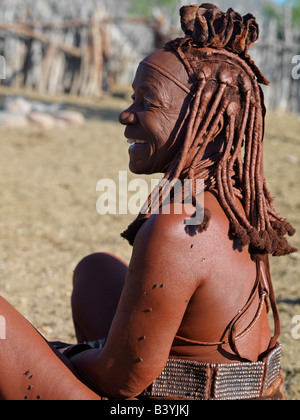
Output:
[121, 3, 297, 259]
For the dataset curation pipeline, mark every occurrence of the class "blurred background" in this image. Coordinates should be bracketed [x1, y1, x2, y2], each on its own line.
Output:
[0, 0, 299, 110]
[0, 0, 299, 400]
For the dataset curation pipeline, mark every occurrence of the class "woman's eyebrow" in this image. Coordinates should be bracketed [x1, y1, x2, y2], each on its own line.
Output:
[132, 82, 151, 92]
[135, 82, 164, 100]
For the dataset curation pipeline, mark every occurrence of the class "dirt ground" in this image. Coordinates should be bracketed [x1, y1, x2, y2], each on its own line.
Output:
[0, 85, 299, 400]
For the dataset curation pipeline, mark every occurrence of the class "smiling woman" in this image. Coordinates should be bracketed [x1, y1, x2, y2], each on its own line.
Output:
[0, 3, 296, 400]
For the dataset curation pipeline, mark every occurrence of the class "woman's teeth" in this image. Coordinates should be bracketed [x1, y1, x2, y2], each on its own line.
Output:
[127, 139, 148, 145]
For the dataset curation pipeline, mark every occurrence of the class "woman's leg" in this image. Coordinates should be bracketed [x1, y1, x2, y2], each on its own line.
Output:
[71, 252, 128, 342]
[0, 297, 100, 400]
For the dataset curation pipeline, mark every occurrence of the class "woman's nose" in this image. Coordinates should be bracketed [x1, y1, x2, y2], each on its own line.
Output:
[119, 109, 138, 126]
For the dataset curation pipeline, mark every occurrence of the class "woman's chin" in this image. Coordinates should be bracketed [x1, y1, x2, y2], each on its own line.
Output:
[129, 160, 168, 176]
[129, 160, 153, 175]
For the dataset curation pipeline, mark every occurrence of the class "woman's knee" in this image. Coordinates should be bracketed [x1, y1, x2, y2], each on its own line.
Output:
[73, 252, 128, 286]
[71, 253, 128, 341]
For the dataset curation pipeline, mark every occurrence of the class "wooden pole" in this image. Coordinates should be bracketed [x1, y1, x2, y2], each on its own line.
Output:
[0, 21, 81, 58]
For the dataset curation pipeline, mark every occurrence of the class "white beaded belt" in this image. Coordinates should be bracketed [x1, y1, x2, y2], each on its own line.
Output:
[141, 345, 282, 400]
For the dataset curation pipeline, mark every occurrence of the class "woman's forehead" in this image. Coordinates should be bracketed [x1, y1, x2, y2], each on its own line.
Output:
[132, 50, 193, 97]
[133, 63, 169, 86]
[141, 48, 193, 89]
[132, 66, 177, 106]
[133, 64, 160, 86]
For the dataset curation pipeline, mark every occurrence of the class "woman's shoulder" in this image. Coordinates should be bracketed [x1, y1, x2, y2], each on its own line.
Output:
[135, 201, 200, 249]
[133, 190, 254, 282]
[135, 191, 230, 246]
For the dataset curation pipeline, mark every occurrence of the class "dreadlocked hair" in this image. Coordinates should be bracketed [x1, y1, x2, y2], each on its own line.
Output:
[121, 3, 297, 259]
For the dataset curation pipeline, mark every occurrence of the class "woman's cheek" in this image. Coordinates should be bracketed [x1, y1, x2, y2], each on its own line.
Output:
[148, 111, 174, 145]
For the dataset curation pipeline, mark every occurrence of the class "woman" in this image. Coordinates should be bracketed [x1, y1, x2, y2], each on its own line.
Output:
[0, 4, 296, 400]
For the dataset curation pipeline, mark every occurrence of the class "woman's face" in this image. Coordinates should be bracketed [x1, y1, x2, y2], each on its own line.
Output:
[119, 53, 191, 174]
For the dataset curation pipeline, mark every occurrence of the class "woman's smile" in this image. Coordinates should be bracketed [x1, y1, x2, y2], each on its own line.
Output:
[127, 139, 149, 148]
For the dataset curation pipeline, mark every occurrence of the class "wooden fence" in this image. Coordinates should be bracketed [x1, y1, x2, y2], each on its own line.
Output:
[0, 3, 299, 113]
[0, 11, 137, 96]
[251, 13, 300, 114]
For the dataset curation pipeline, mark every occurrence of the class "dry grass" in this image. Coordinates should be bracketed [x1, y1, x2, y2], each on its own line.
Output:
[0, 86, 299, 399]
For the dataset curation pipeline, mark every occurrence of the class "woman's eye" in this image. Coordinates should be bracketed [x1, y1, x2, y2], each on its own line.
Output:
[144, 98, 154, 108]
[130, 94, 156, 109]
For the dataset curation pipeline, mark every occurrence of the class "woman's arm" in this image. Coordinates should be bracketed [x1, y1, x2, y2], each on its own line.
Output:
[71, 209, 201, 399]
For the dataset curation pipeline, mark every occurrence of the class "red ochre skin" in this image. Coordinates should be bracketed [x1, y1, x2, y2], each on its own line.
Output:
[69, 50, 272, 399]
[0, 28, 272, 401]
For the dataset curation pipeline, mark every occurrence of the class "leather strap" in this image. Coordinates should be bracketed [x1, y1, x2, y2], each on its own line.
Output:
[261, 255, 281, 352]
[227, 268, 261, 358]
